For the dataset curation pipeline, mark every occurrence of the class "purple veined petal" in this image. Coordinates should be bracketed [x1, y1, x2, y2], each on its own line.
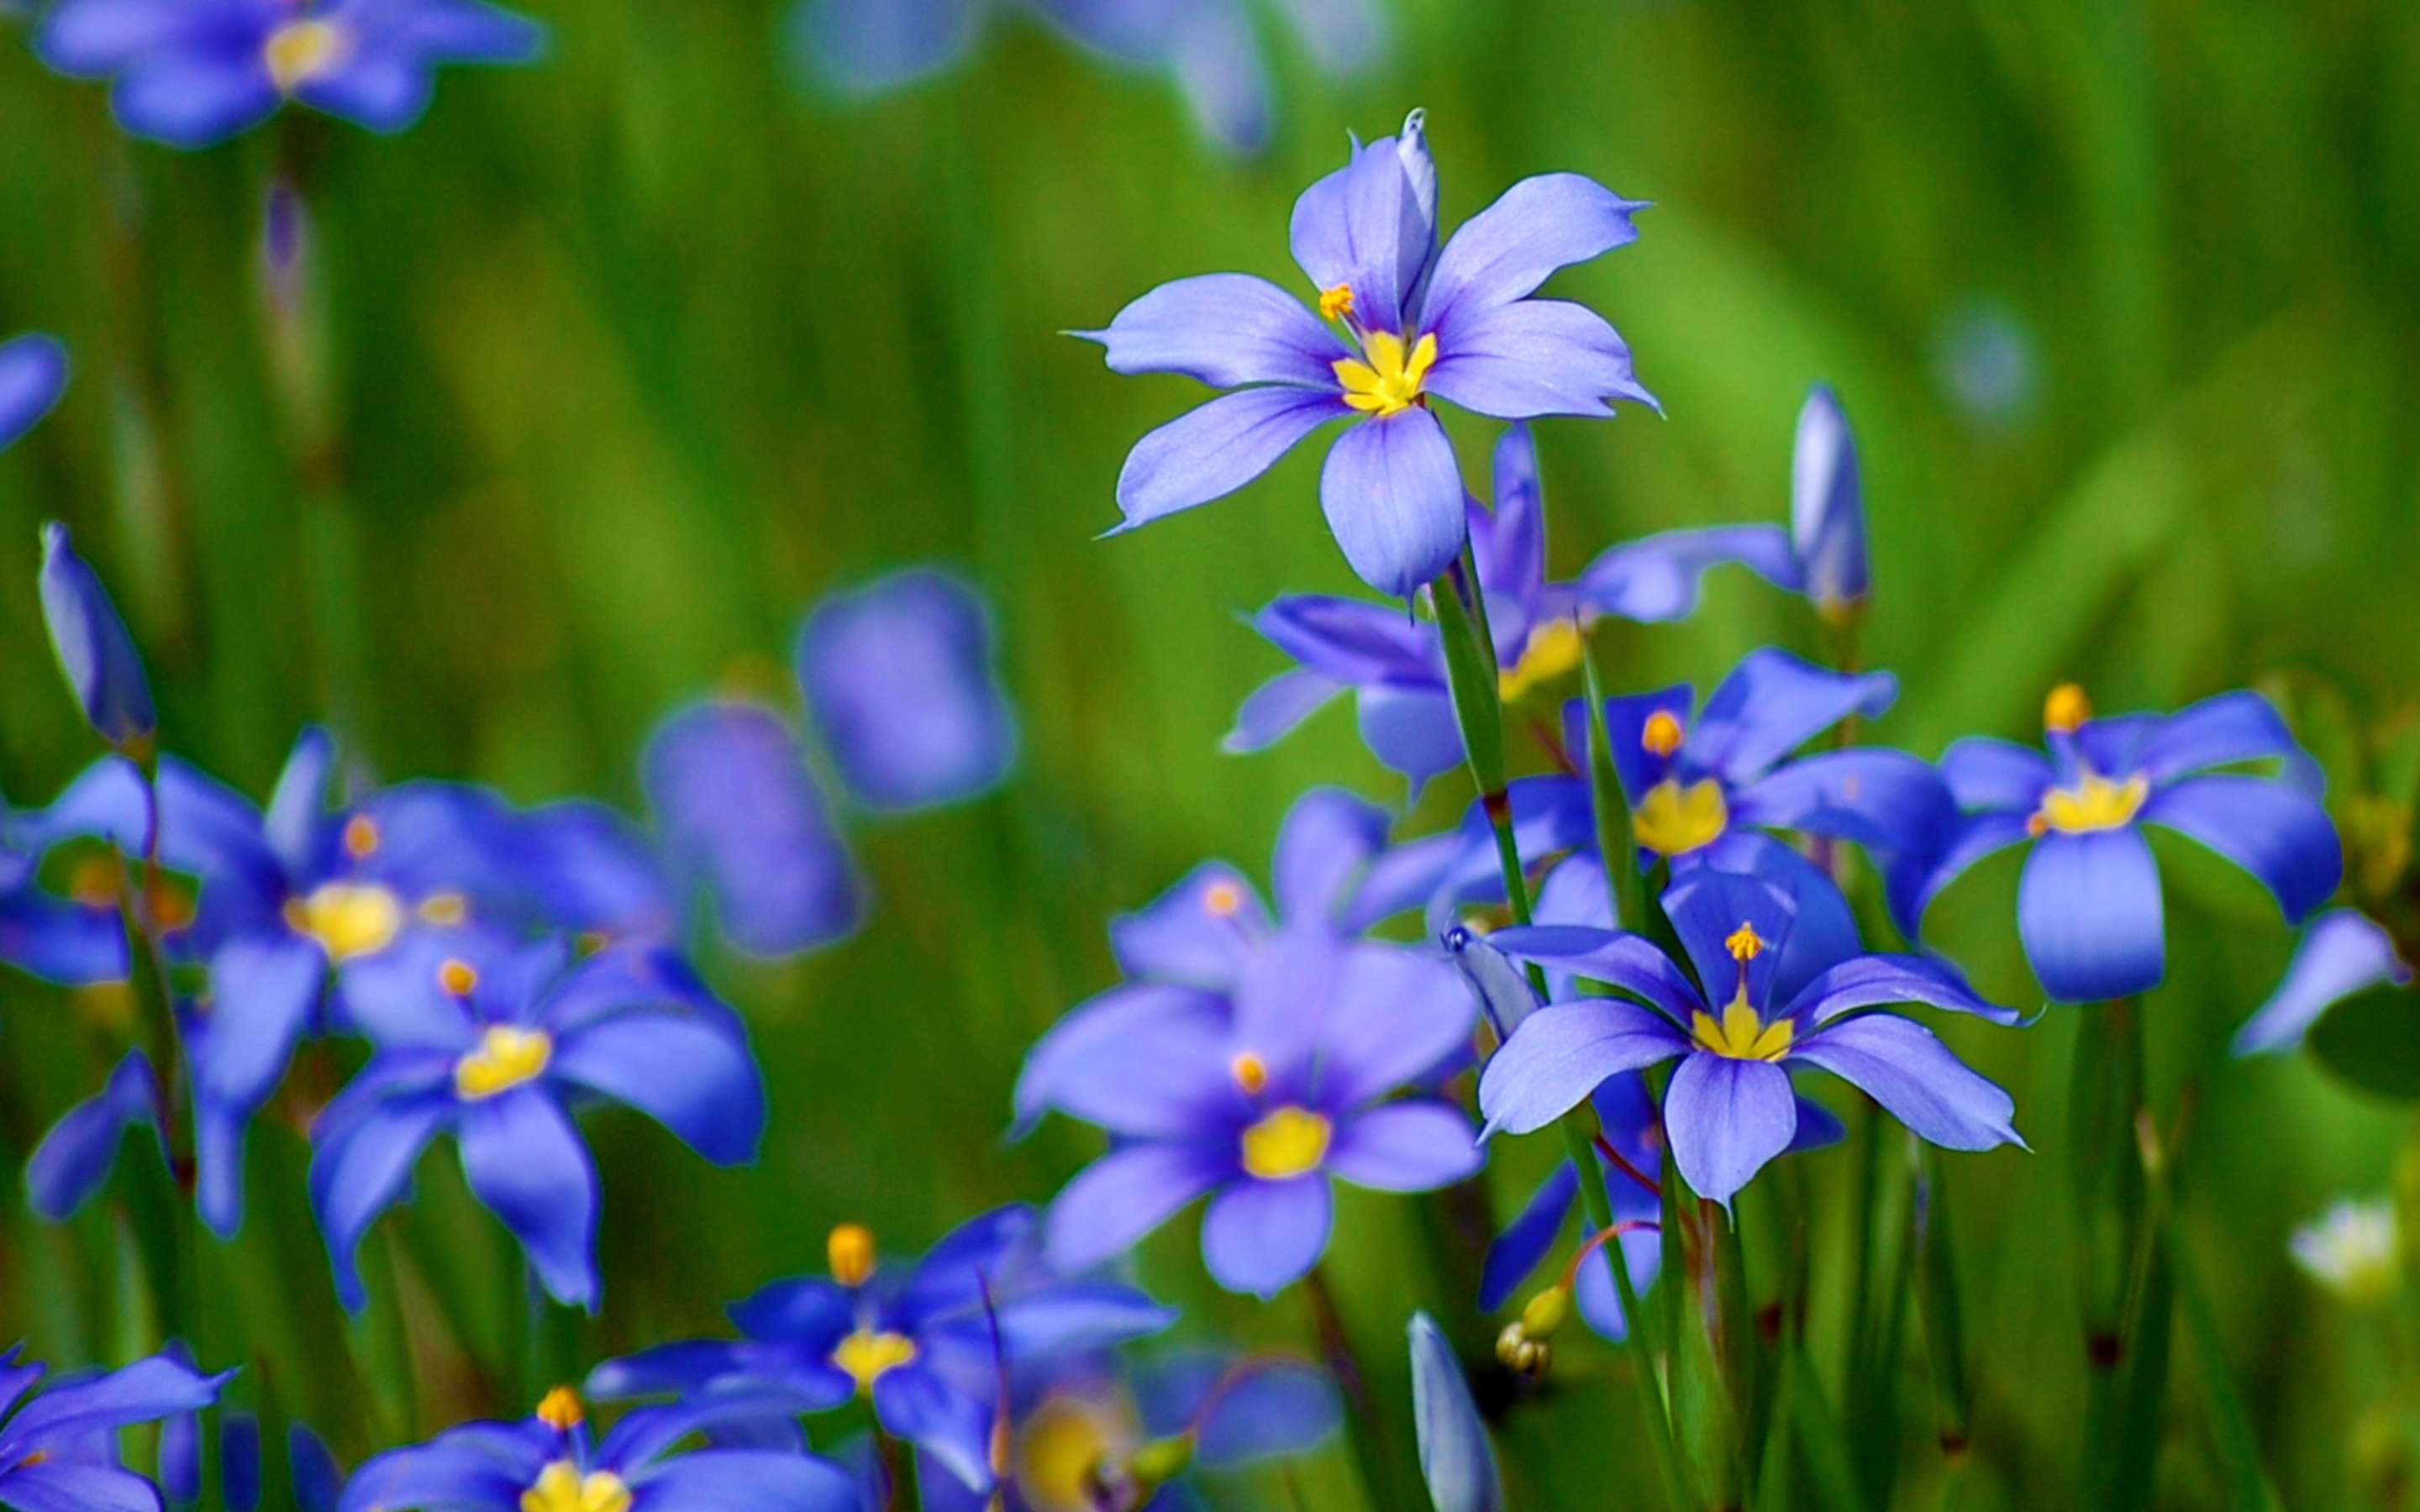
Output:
[872, 1362, 994, 1494]
[262, 727, 335, 880]
[1113, 386, 1349, 531]
[25, 1051, 159, 1222]
[1534, 855, 1612, 929]
[456, 1086, 600, 1310]
[1046, 1143, 1229, 1273]
[1423, 299, 1655, 420]
[1224, 668, 1346, 755]
[1480, 1162, 1576, 1310]
[1327, 1100, 1480, 1192]
[587, 1339, 844, 1409]
[2142, 774, 2342, 924]
[192, 1094, 254, 1243]
[1576, 524, 1798, 625]
[1201, 1174, 1333, 1297]
[1012, 981, 1229, 1137]
[1659, 869, 1801, 1014]
[111, 49, 286, 150]
[1272, 786, 1391, 925]
[156, 1385, 203, 1505]
[1166, 0, 1272, 156]
[1696, 831, 1864, 1005]
[1318, 407, 1468, 598]
[1662, 1053, 1797, 1209]
[1421, 172, 1649, 332]
[1109, 861, 1267, 990]
[1939, 737, 2056, 811]
[2018, 827, 2165, 1003]
[1080, 274, 1346, 392]
[1476, 997, 1689, 1137]
[3, 1461, 186, 1511]
[39, 522, 155, 747]
[154, 756, 282, 907]
[333, 1435, 537, 1512]
[1888, 809, 2031, 943]
[1565, 684, 1694, 806]
[1730, 747, 1960, 858]
[1230, 926, 1344, 1085]
[1288, 129, 1423, 338]
[1357, 684, 1464, 797]
[1481, 925, 1702, 1024]
[193, 932, 326, 1109]
[1412, 776, 1602, 938]
[308, 1089, 450, 1311]
[2133, 689, 2303, 783]
[1266, 0, 1383, 73]
[3, 1352, 228, 1449]
[624, 1448, 864, 1512]
[0, 335, 69, 453]
[1471, 424, 1544, 603]
[1408, 1313, 1503, 1512]
[1783, 953, 2021, 1027]
[1342, 827, 1460, 933]
[1791, 1013, 2023, 1152]
[2234, 910, 2413, 1056]
[500, 798, 681, 942]
[550, 1010, 766, 1165]
[1686, 648, 1897, 785]
[1251, 593, 1438, 684]
[1790, 385, 1867, 611]
[791, 0, 988, 94]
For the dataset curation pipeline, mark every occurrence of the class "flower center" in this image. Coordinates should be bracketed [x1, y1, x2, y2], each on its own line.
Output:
[455, 1026, 553, 1100]
[1018, 1396, 1133, 1512]
[1632, 778, 1728, 857]
[1691, 990, 1794, 1062]
[2030, 770, 2149, 836]
[284, 882, 402, 962]
[832, 1328, 918, 1394]
[1239, 1105, 1332, 1179]
[1498, 619, 1586, 702]
[1334, 332, 1439, 419]
[263, 19, 349, 93]
[1318, 283, 1355, 322]
[520, 1461, 630, 1512]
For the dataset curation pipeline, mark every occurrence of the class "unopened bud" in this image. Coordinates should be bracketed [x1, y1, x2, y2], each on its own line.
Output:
[1519, 1284, 1572, 1341]
[1494, 1320, 1551, 1378]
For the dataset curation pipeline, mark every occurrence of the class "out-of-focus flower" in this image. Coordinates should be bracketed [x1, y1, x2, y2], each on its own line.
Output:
[1930, 297, 2038, 428]
[0, 1346, 229, 1511]
[1897, 685, 2343, 1003]
[290, 1423, 344, 1512]
[39, 521, 155, 750]
[2291, 1198, 2399, 1308]
[1408, 1312, 1500, 1512]
[0, 755, 150, 986]
[1480, 870, 2019, 1208]
[643, 701, 863, 955]
[1787, 384, 1867, 622]
[1084, 110, 1655, 597]
[2233, 909, 2412, 1056]
[1229, 426, 1797, 796]
[0, 334, 68, 453]
[588, 1207, 1174, 1497]
[797, 567, 1018, 813]
[335, 1387, 859, 1512]
[311, 930, 767, 1310]
[24, 1049, 160, 1220]
[497, 798, 681, 944]
[34, 0, 545, 150]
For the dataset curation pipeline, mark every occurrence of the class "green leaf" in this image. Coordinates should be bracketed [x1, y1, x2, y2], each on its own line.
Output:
[2306, 984, 2420, 1100]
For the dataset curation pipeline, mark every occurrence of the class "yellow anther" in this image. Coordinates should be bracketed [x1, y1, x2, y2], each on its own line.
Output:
[264, 18, 348, 93]
[1318, 283, 1355, 322]
[2033, 771, 2149, 836]
[519, 1460, 629, 1512]
[455, 1025, 553, 1100]
[1631, 778, 1729, 858]
[1497, 619, 1586, 703]
[831, 1329, 919, 1394]
[1641, 709, 1685, 758]
[438, 958, 480, 996]
[342, 814, 380, 859]
[1230, 1052, 1268, 1096]
[1725, 923, 1765, 963]
[828, 1223, 877, 1289]
[285, 882, 402, 962]
[418, 891, 468, 926]
[534, 1385, 585, 1431]
[1202, 880, 1244, 918]
[1239, 1105, 1332, 1179]
[1334, 332, 1439, 419]
[1691, 993, 1795, 1062]
[2044, 683, 2092, 734]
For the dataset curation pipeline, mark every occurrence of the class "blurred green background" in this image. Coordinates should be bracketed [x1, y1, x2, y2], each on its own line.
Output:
[3, 0, 2420, 1506]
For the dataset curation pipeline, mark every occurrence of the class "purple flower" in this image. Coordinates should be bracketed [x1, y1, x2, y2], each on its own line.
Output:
[1083, 110, 1655, 596]
[335, 1389, 858, 1512]
[587, 1207, 1175, 1496]
[797, 566, 1018, 813]
[310, 929, 766, 1310]
[0, 755, 148, 987]
[35, 0, 544, 150]
[2233, 909, 2411, 1056]
[1478, 869, 2021, 1208]
[39, 521, 155, 749]
[1786, 384, 1868, 618]
[0, 1346, 230, 1512]
[0, 334, 68, 453]
[1896, 685, 2344, 1003]
[1228, 426, 1799, 795]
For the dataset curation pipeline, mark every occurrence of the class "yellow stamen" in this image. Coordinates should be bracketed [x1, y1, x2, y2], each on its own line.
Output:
[832, 1329, 918, 1394]
[1333, 332, 1439, 419]
[418, 891, 469, 926]
[284, 882, 402, 962]
[1318, 283, 1355, 322]
[341, 814, 380, 859]
[1631, 778, 1728, 858]
[1725, 923, 1765, 962]
[1691, 992, 1795, 1062]
[1202, 880, 1244, 918]
[534, 1386, 585, 1431]
[2031, 770, 2149, 837]
[455, 1025, 553, 1100]
[1230, 1052, 1267, 1096]
[1017, 1396, 1134, 1512]
[1641, 710, 1685, 758]
[1239, 1105, 1332, 1179]
[519, 1461, 630, 1512]
[1497, 619, 1586, 702]
[828, 1223, 877, 1289]
[264, 18, 348, 94]
[2044, 683, 2092, 734]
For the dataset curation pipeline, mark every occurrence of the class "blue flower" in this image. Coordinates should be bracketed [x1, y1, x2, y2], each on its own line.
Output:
[2232, 909, 2411, 1056]
[335, 1388, 859, 1512]
[0, 755, 149, 987]
[1408, 1313, 1501, 1512]
[35, 0, 544, 150]
[642, 700, 863, 956]
[1786, 384, 1868, 619]
[1083, 110, 1655, 597]
[1228, 426, 1801, 796]
[797, 566, 1019, 813]
[39, 522, 156, 750]
[1478, 869, 2021, 1208]
[0, 334, 68, 453]
[0, 1345, 230, 1512]
[1896, 685, 2344, 1003]
[310, 929, 767, 1310]
[24, 1048, 160, 1221]
[587, 1206, 1176, 1496]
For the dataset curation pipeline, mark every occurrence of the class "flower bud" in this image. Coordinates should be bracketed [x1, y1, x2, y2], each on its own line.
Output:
[1412, 1313, 1504, 1512]
[1492, 1319, 1549, 1378]
[0, 333, 68, 453]
[1519, 1283, 1572, 1341]
[39, 522, 155, 751]
[1791, 384, 1867, 622]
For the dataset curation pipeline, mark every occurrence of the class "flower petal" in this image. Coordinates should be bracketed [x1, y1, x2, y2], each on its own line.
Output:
[457, 1088, 599, 1310]
[1328, 1100, 1480, 1192]
[1113, 387, 1349, 530]
[1423, 172, 1648, 329]
[1201, 1175, 1332, 1297]
[1791, 1014, 2022, 1152]
[1790, 385, 1867, 610]
[1480, 925, 1702, 1023]
[1318, 945, 1477, 1105]
[1318, 407, 1468, 597]
[1472, 425, 1545, 603]
[791, 0, 985, 93]
[1687, 649, 1897, 785]
[1108, 863, 1266, 990]
[0, 334, 69, 453]
[1249, 593, 1438, 683]
[1662, 1053, 1797, 1209]
[1423, 299, 1655, 419]
[110, 52, 283, 150]
[1357, 685, 1465, 795]
[1886, 810, 2032, 942]
[310, 1091, 451, 1312]
[2135, 690, 2303, 782]
[1289, 132, 1428, 337]
[1408, 1312, 1504, 1512]
[1224, 668, 1347, 755]
[1479, 1162, 1576, 1311]
[2142, 774, 2342, 924]
[628, 1448, 864, 1512]
[1732, 748, 1960, 858]
[1013, 982, 1231, 1138]
[2234, 910, 2413, 1056]
[2018, 827, 2165, 1002]
[550, 1010, 766, 1165]
[25, 1051, 158, 1222]
[1046, 1144, 1228, 1273]
[1784, 953, 2021, 1026]
[1165, 0, 1272, 155]
[1272, 787, 1392, 926]
[1576, 524, 1797, 624]
[1476, 997, 1688, 1137]
[1939, 737, 2056, 811]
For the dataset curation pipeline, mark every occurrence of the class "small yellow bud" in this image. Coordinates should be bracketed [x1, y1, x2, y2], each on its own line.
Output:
[1520, 1284, 1573, 1341]
[2044, 683, 2091, 734]
[1641, 709, 1685, 757]
[829, 1223, 877, 1289]
[343, 814, 380, 859]
[535, 1385, 584, 1431]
